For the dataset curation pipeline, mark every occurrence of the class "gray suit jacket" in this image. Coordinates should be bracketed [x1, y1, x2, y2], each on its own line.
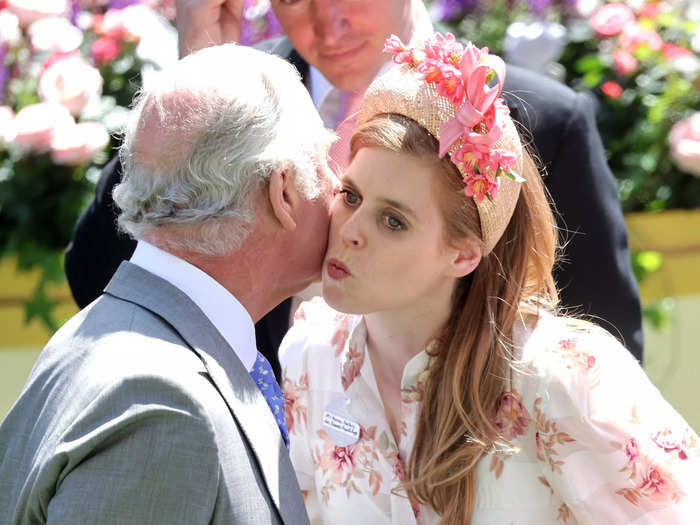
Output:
[0, 262, 308, 525]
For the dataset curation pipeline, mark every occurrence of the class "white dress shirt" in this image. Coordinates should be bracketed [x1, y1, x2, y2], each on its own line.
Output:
[129, 240, 257, 372]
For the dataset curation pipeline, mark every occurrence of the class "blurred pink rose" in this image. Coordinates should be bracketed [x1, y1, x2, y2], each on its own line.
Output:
[601, 80, 623, 99]
[669, 113, 700, 178]
[612, 48, 638, 75]
[589, 3, 635, 37]
[0, 105, 15, 145]
[11, 102, 74, 152]
[662, 42, 692, 61]
[95, 7, 144, 42]
[619, 22, 663, 52]
[0, 10, 21, 47]
[50, 121, 109, 166]
[28, 16, 83, 53]
[38, 53, 103, 116]
[638, 2, 661, 19]
[6, 0, 68, 26]
[91, 36, 121, 65]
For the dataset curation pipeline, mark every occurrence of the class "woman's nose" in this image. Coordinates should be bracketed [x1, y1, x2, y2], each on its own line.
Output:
[338, 209, 365, 248]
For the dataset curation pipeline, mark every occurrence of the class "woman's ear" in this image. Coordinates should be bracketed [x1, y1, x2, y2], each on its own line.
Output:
[268, 166, 297, 231]
[447, 238, 482, 278]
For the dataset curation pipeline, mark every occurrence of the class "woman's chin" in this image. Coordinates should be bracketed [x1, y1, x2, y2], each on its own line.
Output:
[322, 279, 361, 314]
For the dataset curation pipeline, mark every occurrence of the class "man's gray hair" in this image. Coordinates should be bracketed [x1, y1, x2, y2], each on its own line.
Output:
[113, 43, 336, 256]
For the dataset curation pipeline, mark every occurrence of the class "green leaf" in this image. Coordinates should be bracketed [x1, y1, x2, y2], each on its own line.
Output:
[631, 250, 663, 283]
[574, 54, 605, 74]
[642, 297, 676, 332]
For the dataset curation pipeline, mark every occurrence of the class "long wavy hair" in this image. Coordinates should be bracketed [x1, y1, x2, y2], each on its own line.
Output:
[350, 113, 559, 524]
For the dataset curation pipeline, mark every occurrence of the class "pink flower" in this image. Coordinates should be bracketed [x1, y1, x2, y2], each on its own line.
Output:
[6, 0, 67, 26]
[417, 58, 446, 84]
[11, 102, 74, 152]
[28, 16, 83, 53]
[96, 7, 143, 42]
[283, 374, 308, 435]
[38, 53, 103, 115]
[384, 34, 413, 65]
[50, 121, 109, 166]
[451, 141, 491, 171]
[634, 458, 683, 503]
[638, 2, 661, 19]
[463, 172, 500, 202]
[668, 113, 700, 178]
[317, 430, 361, 484]
[650, 428, 695, 460]
[91, 36, 122, 65]
[619, 22, 663, 52]
[662, 42, 692, 61]
[424, 32, 464, 64]
[494, 390, 532, 440]
[436, 65, 465, 104]
[589, 3, 635, 38]
[624, 437, 639, 466]
[485, 148, 517, 174]
[341, 340, 364, 390]
[612, 48, 638, 76]
[601, 80, 623, 99]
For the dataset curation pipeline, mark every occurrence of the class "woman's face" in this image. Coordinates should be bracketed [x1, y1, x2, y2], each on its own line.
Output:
[322, 146, 473, 315]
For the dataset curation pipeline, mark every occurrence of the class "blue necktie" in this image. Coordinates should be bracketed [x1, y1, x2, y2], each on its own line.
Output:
[249, 351, 289, 449]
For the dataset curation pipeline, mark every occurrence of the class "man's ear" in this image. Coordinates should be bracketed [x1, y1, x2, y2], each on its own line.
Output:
[268, 166, 297, 231]
[447, 238, 482, 278]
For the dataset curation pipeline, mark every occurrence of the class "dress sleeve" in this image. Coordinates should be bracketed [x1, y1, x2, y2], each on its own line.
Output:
[532, 322, 699, 524]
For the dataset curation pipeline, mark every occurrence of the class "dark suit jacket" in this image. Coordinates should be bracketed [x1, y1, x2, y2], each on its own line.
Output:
[64, 38, 643, 378]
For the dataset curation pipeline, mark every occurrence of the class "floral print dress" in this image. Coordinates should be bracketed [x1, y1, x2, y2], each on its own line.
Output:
[280, 298, 698, 524]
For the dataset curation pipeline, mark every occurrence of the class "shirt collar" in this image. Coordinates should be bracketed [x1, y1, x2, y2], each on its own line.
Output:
[129, 240, 258, 372]
[341, 317, 435, 395]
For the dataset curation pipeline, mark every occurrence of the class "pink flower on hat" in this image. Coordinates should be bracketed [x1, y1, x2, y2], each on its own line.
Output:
[384, 34, 413, 65]
[463, 172, 500, 202]
[383, 33, 521, 203]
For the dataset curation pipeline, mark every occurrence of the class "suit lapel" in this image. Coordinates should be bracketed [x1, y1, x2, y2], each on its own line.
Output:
[105, 262, 307, 525]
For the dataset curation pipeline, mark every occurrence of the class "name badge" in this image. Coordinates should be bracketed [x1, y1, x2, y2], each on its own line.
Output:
[322, 398, 360, 446]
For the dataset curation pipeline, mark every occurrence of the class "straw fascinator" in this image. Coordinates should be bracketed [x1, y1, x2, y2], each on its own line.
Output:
[357, 33, 526, 254]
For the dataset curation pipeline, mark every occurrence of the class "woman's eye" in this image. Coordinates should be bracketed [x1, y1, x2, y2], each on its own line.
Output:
[383, 214, 405, 231]
[339, 189, 360, 206]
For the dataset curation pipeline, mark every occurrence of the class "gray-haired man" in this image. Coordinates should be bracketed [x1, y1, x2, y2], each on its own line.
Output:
[0, 43, 336, 524]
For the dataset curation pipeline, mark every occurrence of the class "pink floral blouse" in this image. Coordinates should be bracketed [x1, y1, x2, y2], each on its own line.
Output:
[279, 298, 699, 524]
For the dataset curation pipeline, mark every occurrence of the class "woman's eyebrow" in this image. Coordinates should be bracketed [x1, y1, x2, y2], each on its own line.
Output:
[342, 174, 417, 219]
[377, 198, 418, 220]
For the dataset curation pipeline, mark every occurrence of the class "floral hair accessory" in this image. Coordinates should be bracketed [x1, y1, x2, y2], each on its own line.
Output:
[384, 33, 523, 203]
[357, 32, 526, 254]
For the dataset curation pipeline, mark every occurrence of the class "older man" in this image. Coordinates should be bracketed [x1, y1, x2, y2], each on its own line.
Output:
[66, 0, 644, 368]
[0, 43, 336, 524]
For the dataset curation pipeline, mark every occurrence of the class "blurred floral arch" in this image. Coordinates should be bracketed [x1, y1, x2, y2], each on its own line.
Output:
[1, 0, 699, 331]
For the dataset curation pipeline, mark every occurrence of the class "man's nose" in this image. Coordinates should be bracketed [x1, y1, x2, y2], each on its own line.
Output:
[311, 0, 351, 46]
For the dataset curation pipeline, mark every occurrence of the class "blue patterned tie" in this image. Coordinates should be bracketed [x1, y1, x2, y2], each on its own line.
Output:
[249, 351, 289, 449]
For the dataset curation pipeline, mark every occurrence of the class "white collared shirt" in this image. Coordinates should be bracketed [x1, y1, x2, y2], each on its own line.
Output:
[129, 240, 257, 372]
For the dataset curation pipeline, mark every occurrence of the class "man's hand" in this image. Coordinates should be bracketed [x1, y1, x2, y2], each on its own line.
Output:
[176, 0, 244, 58]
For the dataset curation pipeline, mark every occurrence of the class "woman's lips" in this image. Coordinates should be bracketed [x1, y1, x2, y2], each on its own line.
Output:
[326, 258, 350, 280]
